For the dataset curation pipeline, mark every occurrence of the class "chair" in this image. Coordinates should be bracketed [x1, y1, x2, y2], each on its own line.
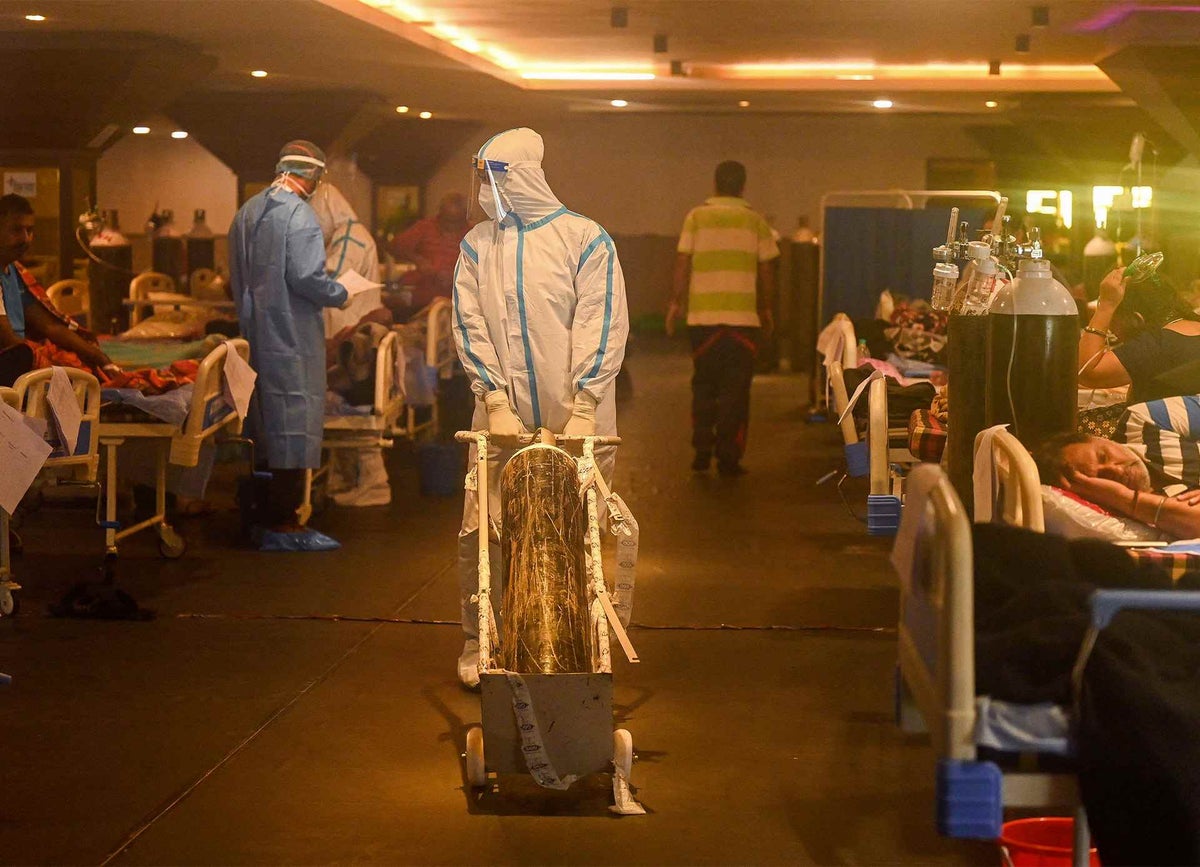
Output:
[45, 279, 89, 325]
[128, 271, 177, 326]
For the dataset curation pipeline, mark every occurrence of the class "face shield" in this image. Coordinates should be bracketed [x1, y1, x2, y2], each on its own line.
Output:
[470, 157, 509, 221]
[272, 155, 326, 199]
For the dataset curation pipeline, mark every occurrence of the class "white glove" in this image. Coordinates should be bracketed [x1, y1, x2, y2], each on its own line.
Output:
[484, 390, 524, 440]
[561, 391, 598, 437]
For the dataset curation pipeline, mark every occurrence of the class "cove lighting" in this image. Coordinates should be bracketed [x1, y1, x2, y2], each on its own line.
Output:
[251, 70, 268, 78]
[720, 61, 1106, 81]
[610, 99, 628, 107]
[521, 71, 655, 81]
[171, 131, 188, 139]
[24, 13, 45, 21]
[132, 126, 150, 134]
[396, 105, 410, 113]
[419, 111, 433, 119]
[836, 74, 875, 81]
[872, 99, 893, 109]
[985, 100, 999, 108]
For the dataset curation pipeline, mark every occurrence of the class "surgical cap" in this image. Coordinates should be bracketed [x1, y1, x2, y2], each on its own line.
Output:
[276, 140, 327, 179]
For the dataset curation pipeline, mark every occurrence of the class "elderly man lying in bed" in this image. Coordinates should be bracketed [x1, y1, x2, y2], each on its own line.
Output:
[1034, 431, 1200, 540]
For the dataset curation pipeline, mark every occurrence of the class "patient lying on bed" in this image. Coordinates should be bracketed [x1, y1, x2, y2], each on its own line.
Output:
[1034, 431, 1200, 541]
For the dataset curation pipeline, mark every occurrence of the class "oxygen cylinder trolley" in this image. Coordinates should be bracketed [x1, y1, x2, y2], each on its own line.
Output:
[454, 428, 644, 815]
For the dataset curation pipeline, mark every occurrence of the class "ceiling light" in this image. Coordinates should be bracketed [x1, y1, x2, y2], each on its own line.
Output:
[419, 111, 432, 119]
[521, 71, 655, 81]
[485, 46, 519, 68]
[132, 126, 150, 134]
[985, 100, 999, 108]
[24, 13, 45, 21]
[872, 99, 893, 109]
[610, 99, 628, 108]
[396, 105, 410, 113]
[738, 100, 750, 108]
[171, 130, 188, 139]
[251, 70, 268, 78]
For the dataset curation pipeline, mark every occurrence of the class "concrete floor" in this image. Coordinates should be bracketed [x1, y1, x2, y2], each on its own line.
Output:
[0, 336, 994, 865]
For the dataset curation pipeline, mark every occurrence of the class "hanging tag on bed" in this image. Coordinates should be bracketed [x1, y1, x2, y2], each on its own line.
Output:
[221, 345, 257, 420]
[47, 367, 82, 456]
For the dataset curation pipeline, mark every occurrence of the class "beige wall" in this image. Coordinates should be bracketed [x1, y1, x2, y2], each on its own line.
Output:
[97, 115, 238, 235]
[427, 113, 992, 237]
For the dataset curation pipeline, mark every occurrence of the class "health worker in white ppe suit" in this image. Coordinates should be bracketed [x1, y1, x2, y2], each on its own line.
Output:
[453, 127, 629, 688]
[309, 182, 391, 508]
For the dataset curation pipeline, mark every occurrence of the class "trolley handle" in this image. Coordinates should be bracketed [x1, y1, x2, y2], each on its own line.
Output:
[454, 430, 621, 447]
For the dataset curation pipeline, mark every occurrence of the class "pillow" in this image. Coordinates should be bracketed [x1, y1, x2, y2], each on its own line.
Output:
[1041, 485, 1166, 543]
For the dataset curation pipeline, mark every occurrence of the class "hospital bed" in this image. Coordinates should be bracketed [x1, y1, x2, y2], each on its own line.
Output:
[893, 462, 1200, 865]
[93, 338, 250, 562]
[302, 330, 405, 521]
[828, 358, 916, 535]
[392, 295, 454, 438]
[0, 387, 25, 616]
[6, 369, 103, 614]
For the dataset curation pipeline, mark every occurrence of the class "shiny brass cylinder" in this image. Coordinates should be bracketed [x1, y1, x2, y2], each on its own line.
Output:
[498, 444, 591, 673]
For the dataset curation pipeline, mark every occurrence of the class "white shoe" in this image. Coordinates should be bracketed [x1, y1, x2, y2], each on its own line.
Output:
[331, 485, 392, 507]
[457, 638, 481, 689]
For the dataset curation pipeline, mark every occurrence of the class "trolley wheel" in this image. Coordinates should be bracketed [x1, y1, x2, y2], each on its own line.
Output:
[158, 526, 187, 560]
[465, 725, 487, 788]
[0, 587, 19, 618]
[613, 728, 634, 781]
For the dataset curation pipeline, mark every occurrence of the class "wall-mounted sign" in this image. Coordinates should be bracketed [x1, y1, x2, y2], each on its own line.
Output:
[1026, 190, 1074, 229]
[3, 172, 36, 197]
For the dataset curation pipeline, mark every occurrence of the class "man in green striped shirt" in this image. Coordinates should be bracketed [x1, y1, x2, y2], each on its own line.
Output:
[667, 161, 778, 475]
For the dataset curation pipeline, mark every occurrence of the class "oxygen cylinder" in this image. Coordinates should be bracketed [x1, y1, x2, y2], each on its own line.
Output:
[150, 209, 185, 290]
[498, 443, 591, 674]
[87, 210, 132, 334]
[985, 259, 1078, 447]
[185, 208, 215, 277]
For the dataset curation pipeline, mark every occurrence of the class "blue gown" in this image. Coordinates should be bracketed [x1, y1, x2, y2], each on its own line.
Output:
[228, 187, 348, 469]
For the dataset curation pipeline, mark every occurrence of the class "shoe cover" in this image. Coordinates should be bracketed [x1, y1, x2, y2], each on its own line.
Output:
[331, 484, 392, 508]
[457, 638, 481, 689]
[259, 528, 341, 552]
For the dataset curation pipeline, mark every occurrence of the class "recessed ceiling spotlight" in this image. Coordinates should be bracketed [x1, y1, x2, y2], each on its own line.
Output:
[171, 130, 189, 139]
[610, 99, 628, 107]
[738, 100, 750, 108]
[251, 70, 268, 78]
[396, 105, 410, 113]
[132, 126, 151, 134]
[24, 13, 45, 21]
[872, 99, 893, 109]
[985, 100, 999, 108]
[419, 110, 433, 119]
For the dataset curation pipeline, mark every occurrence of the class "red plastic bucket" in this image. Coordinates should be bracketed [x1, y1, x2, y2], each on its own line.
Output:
[999, 818, 1100, 867]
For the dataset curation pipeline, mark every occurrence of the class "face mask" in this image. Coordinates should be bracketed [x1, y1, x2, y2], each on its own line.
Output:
[478, 184, 500, 219]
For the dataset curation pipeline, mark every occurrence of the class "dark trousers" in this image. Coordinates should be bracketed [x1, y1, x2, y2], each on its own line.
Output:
[689, 326, 758, 467]
[265, 467, 306, 527]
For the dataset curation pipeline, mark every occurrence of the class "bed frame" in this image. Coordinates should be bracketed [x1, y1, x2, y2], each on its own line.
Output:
[94, 338, 250, 562]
